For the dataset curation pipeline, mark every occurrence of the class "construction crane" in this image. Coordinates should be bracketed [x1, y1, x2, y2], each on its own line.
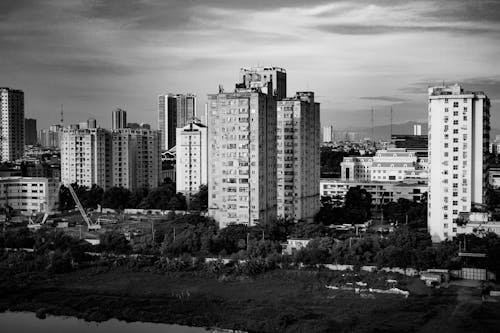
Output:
[28, 212, 50, 230]
[67, 183, 101, 231]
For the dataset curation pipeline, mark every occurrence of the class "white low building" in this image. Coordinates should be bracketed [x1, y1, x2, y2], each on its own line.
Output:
[0, 177, 59, 215]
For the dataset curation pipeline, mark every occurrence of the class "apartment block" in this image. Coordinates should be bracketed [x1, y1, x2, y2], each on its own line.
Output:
[60, 128, 111, 189]
[276, 92, 320, 221]
[111, 128, 161, 190]
[428, 84, 490, 241]
[175, 120, 208, 197]
[208, 88, 277, 228]
[322, 125, 334, 143]
[0, 88, 24, 161]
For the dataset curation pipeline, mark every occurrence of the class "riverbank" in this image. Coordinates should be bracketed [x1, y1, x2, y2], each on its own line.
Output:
[2, 265, 499, 332]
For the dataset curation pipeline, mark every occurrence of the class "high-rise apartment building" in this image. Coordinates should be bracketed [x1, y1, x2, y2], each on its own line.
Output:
[176, 120, 208, 198]
[111, 128, 161, 190]
[0, 88, 24, 161]
[60, 128, 111, 189]
[322, 125, 334, 143]
[239, 67, 287, 99]
[158, 93, 197, 151]
[112, 108, 127, 130]
[276, 92, 320, 221]
[38, 124, 62, 148]
[25, 118, 37, 145]
[208, 87, 277, 228]
[176, 94, 196, 129]
[428, 84, 490, 242]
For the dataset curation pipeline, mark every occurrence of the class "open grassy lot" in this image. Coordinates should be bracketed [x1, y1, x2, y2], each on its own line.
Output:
[2, 266, 499, 332]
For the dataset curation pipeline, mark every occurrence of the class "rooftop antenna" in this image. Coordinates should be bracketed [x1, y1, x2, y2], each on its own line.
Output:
[60, 104, 64, 127]
[390, 106, 393, 139]
[371, 108, 374, 143]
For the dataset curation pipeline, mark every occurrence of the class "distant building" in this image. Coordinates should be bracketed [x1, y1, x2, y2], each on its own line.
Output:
[488, 166, 500, 189]
[208, 86, 277, 228]
[277, 92, 320, 221]
[322, 125, 334, 143]
[0, 177, 59, 215]
[1, 88, 24, 161]
[340, 148, 427, 182]
[238, 66, 287, 99]
[391, 134, 428, 151]
[428, 84, 490, 241]
[175, 120, 208, 197]
[25, 118, 37, 145]
[38, 124, 62, 148]
[413, 124, 422, 136]
[158, 93, 197, 151]
[320, 178, 428, 206]
[112, 108, 127, 130]
[87, 118, 97, 129]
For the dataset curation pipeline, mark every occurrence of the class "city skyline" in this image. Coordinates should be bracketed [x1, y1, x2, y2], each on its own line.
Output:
[2, 0, 500, 131]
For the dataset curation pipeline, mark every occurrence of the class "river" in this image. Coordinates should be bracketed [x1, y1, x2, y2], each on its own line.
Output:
[0, 311, 209, 333]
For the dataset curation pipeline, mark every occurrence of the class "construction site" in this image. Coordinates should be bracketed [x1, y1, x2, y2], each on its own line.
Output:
[7, 183, 173, 246]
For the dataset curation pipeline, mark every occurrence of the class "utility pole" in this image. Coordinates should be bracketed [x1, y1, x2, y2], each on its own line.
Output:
[151, 220, 155, 246]
[173, 227, 176, 242]
[390, 106, 393, 139]
[246, 232, 250, 251]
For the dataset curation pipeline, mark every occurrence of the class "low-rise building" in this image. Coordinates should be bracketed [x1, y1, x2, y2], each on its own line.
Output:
[320, 178, 427, 205]
[0, 177, 59, 215]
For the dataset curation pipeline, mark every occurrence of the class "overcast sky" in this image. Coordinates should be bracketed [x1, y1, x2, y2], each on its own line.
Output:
[2, 0, 500, 130]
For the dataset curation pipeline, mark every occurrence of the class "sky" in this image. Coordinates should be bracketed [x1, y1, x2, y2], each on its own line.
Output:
[2, 0, 500, 131]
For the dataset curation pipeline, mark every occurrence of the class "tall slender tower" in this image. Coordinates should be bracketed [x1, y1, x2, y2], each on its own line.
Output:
[0, 88, 24, 161]
[428, 84, 490, 241]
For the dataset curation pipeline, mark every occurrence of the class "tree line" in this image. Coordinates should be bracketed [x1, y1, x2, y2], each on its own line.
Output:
[59, 181, 208, 212]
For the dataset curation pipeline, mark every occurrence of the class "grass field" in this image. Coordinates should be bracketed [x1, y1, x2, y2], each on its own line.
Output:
[3, 266, 499, 332]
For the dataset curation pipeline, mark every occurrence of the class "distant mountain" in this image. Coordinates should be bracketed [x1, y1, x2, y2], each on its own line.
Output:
[336, 120, 500, 142]
[339, 121, 427, 141]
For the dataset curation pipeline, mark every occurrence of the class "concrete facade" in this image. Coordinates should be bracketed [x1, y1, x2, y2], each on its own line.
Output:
[207, 88, 277, 228]
[276, 92, 320, 221]
[428, 84, 490, 241]
[111, 128, 161, 190]
[0, 88, 24, 162]
[60, 128, 111, 189]
[0, 177, 59, 215]
[175, 121, 208, 197]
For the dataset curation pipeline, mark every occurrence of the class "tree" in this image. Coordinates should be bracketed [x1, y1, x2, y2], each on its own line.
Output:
[99, 231, 131, 254]
[140, 183, 178, 210]
[128, 187, 149, 208]
[101, 187, 131, 210]
[189, 185, 208, 211]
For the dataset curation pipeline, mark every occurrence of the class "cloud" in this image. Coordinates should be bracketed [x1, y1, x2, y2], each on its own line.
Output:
[360, 96, 410, 102]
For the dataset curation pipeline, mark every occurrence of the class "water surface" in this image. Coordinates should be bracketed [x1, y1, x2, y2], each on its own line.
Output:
[0, 311, 208, 333]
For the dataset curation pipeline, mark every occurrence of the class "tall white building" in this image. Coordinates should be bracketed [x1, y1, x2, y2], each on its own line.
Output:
[0, 88, 24, 162]
[207, 87, 277, 228]
[175, 120, 208, 197]
[428, 84, 490, 242]
[277, 92, 320, 221]
[322, 125, 334, 143]
[60, 128, 111, 189]
[111, 128, 161, 190]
